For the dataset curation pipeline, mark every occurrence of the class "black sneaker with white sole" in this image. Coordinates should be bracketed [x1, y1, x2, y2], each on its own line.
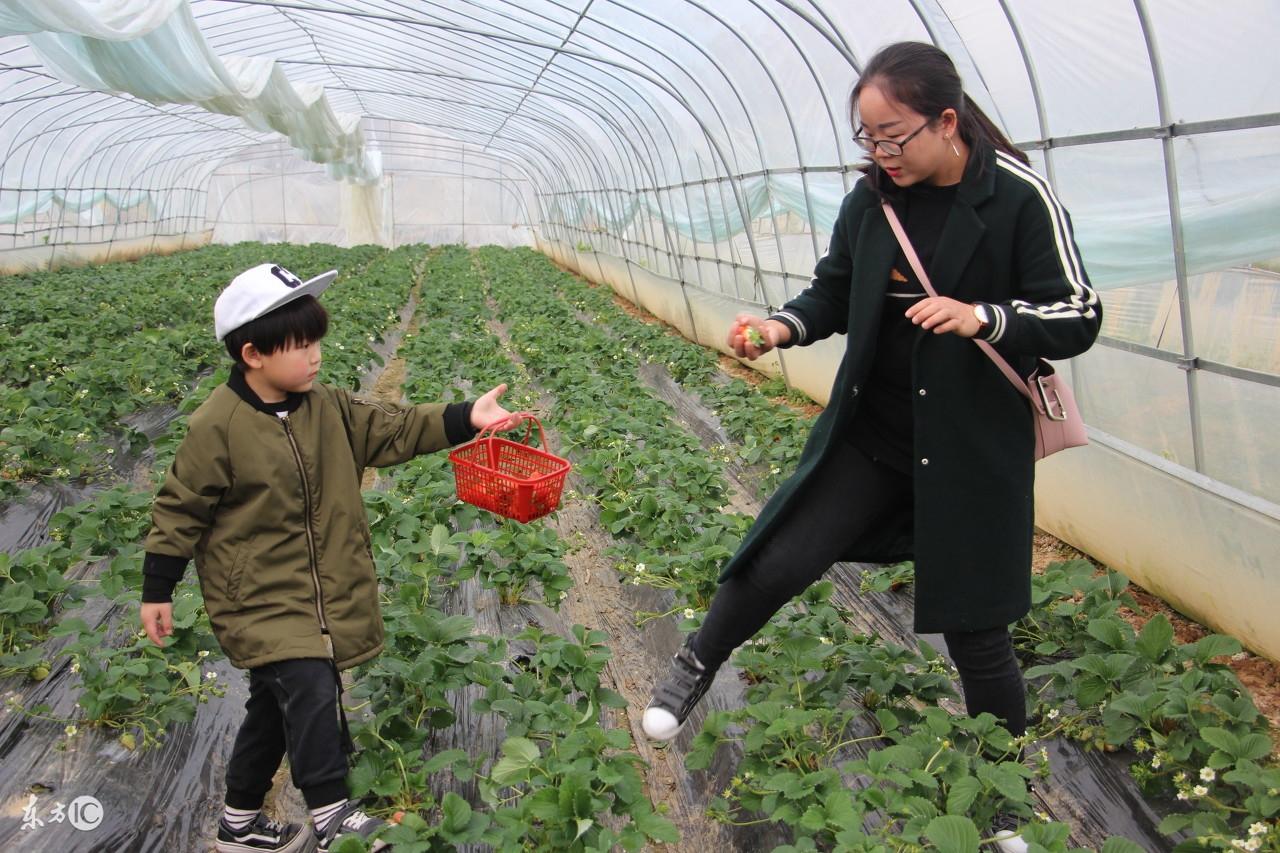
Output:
[215, 813, 309, 853]
[642, 634, 715, 741]
[316, 801, 393, 852]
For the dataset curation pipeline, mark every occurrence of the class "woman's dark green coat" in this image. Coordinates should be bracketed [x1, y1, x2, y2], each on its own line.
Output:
[721, 145, 1102, 633]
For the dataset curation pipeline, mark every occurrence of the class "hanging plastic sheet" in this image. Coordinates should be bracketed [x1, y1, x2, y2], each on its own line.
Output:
[1, 0, 380, 185]
[0, 189, 151, 225]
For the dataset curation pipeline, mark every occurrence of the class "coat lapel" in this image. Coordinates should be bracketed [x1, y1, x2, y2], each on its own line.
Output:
[848, 210, 897, 341]
[926, 145, 998, 298]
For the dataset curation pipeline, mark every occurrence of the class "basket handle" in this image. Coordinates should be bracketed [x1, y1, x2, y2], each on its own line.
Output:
[476, 411, 545, 447]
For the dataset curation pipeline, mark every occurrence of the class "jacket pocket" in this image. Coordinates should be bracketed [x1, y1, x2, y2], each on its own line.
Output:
[226, 539, 252, 603]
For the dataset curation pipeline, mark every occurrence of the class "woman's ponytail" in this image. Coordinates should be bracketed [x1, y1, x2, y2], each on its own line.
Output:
[960, 93, 1029, 165]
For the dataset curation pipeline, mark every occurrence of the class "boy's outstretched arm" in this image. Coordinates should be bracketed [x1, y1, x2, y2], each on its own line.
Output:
[341, 382, 516, 468]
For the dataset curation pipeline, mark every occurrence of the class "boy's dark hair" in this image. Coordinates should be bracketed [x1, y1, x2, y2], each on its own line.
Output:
[224, 295, 329, 365]
[851, 41, 1030, 193]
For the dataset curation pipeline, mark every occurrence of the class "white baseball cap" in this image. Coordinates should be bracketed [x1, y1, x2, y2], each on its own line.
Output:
[214, 263, 338, 341]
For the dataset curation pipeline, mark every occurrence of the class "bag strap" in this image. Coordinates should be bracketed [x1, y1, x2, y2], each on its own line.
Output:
[880, 200, 1032, 401]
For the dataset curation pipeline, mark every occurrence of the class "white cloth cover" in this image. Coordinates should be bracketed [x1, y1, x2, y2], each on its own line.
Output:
[0, 0, 380, 184]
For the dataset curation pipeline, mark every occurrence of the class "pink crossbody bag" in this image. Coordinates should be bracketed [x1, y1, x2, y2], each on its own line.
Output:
[881, 201, 1088, 460]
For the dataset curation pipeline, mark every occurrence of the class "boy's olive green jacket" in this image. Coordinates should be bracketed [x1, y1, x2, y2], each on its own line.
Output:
[145, 377, 463, 670]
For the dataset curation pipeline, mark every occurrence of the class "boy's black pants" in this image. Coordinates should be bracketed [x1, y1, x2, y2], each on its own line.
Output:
[693, 438, 1028, 736]
[224, 658, 350, 811]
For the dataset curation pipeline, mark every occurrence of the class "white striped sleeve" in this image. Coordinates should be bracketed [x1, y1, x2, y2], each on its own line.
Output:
[995, 152, 1099, 323]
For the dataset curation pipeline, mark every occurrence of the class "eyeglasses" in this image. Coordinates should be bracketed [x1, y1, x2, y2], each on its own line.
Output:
[851, 120, 931, 156]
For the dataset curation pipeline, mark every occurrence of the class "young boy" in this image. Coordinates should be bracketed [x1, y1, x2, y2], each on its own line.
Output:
[139, 262, 512, 853]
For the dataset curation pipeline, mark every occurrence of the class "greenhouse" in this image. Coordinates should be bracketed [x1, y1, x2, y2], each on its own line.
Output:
[1, 1, 1278, 851]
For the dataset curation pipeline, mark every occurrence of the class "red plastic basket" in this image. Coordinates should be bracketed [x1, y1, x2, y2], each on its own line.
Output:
[448, 413, 571, 522]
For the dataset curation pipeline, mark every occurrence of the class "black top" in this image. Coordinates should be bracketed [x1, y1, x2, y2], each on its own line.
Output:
[846, 180, 958, 473]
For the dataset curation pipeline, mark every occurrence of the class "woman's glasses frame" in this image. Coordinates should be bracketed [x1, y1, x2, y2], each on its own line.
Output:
[851, 119, 932, 156]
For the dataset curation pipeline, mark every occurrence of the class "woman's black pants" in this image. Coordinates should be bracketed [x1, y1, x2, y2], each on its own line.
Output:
[693, 438, 1027, 736]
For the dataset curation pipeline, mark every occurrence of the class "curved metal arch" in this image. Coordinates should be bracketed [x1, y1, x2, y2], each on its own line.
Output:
[326, 67, 648, 248]
[347, 92, 634, 248]
[154, 122, 555, 228]
[262, 11, 662, 266]
[205, 150, 537, 231]
[212, 0, 762, 282]
[666, 0, 810, 281]
[785, 1, 858, 69]
[991, 1, 1053, 180]
[273, 4, 375, 120]
[5, 91, 261, 190]
[395, 0, 717, 286]
[9, 11, 665, 262]
[475, 0, 595, 151]
[748, 0, 853, 199]
[59, 113, 261, 212]
[295, 2, 698, 279]
[556, 0, 770, 295]
[165, 117, 570, 235]
[280, 57, 680, 276]
[130, 129, 278, 230]
[706, 0, 834, 262]
[4, 92, 258, 244]
[1132, 0, 1204, 473]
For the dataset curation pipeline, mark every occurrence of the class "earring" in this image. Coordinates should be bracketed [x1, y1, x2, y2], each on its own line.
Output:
[948, 136, 961, 157]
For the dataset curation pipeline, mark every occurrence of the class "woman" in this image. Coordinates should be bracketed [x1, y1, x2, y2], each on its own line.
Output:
[643, 39, 1100, 787]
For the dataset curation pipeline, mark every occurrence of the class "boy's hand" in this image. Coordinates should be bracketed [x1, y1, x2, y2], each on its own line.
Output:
[472, 383, 516, 431]
[141, 602, 174, 646]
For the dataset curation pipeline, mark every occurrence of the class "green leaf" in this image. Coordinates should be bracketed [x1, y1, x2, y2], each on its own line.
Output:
[440, 792, 471, 835]
[429, 524, 452, 555]
[1086, 618, 1127, 650]
[945, 776, 981, 815]
[799, 805, 827, 831]
[1190, 634, 1241, 663]
[1198, 727, 1239, 755]
[632, 808, 679, 843]
[491, 736, 540, 785]
[1157, 814, 1192, 835]
[423, 748, 471, 773]
[1236, 733, 1273, 761]
[1075, 674, 1111, 707]
[923, 815, 980, 853]
[1101, 837, 1148, 853]
[1135, 614, 1174, 662]
[573, 818, 594, 842]
[978, 763, 1026, 802]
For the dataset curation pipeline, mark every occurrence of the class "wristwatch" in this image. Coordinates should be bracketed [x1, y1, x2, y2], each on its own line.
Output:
[972, 303, 992, 338]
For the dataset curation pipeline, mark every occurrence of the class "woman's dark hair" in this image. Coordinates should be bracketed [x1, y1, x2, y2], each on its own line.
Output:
[851, 41, 1028, 189]
[224, 295, 328, 364]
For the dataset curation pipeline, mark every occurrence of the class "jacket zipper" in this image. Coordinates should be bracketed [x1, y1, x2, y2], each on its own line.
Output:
[281, 416, 331, 653]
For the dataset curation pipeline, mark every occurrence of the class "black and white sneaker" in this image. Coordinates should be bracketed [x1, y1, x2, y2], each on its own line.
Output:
[642, 635, 715, 741]
[215, 813, 309, 853]
[316, 801, 392, 852]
